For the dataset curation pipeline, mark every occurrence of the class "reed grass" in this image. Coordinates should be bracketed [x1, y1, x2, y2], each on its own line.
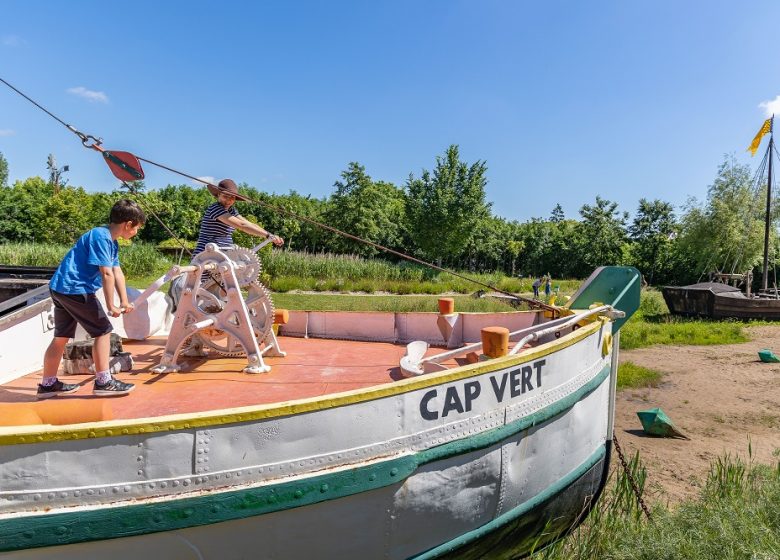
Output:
[118, 242, 174, 278]
[531, 450, 780, 560]
[0, 242, 70, 266]
[0, 241, 173, 279]
[263, 250, 580, 295]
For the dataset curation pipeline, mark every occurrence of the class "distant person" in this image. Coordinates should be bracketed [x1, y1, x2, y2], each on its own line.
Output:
[544, 275, 552, 299]
[39, 199, 145, 398]
[193, 179, 284, 256]
[532, 277, 542, 299]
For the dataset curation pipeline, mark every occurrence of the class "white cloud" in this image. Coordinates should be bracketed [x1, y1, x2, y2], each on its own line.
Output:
[759, 95, 780, 117]
[0, 129, 14, 137]
[195, 176, 216, 187]
[2, 35, 25, 47]
[66, 86, 109, 104]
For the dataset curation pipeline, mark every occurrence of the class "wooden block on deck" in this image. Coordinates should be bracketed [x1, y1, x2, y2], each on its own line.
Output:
[274, 309, 289, 325]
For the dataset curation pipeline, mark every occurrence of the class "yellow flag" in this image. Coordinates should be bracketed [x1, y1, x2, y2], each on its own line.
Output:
[747, 118, 772, 156]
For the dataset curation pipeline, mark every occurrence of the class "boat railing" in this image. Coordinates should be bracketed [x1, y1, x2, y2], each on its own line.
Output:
[401, 305, 624, 376]
[508, 305, 622, 354]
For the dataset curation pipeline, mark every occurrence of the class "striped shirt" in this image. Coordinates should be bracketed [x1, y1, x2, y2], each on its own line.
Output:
[193, 202, 240, 256]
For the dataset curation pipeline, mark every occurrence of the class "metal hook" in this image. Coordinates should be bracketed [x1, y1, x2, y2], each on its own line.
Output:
[81, 134, 103, 150]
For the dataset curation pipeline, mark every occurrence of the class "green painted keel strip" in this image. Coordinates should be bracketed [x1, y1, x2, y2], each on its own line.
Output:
[0, 364, 611, 552]
[411, 444, 607, 560]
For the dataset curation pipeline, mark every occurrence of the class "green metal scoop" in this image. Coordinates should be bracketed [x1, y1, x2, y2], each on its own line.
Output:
[758, 349, 780, 363]
[636, 407, 690, 439]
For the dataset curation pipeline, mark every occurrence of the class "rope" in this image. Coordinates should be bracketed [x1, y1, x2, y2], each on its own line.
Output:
[735, 150, 769, 270]
[0, 76, 556, 313]
[121, 182, 193, 258]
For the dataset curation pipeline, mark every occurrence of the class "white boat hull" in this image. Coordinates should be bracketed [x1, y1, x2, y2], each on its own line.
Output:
[0, 321, 615, 559]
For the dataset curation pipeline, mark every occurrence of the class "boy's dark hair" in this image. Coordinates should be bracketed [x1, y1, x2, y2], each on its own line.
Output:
[109, 199, 146, 225]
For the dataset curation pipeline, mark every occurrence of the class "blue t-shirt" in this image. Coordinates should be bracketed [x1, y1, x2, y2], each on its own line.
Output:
[193, 202, 240, 256]
[50, 226, 120, 294]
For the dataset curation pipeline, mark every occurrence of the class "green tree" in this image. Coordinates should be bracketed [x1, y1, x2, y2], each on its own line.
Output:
[0, 151, 8, 187]
[136, 184, 212, 243]
[575, 196, 628, 275]
[628, 198, 676, 284]
[0, 178, 93, 243]
[676, 156, 765, 282]
[406, 145, 491, 263]
[235, 189, 330, 252]
[550, 203, 565, 223]
[323, 162, 406, 257]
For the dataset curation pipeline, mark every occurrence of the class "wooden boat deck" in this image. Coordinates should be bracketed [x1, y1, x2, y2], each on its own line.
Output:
[0, 336, 464, 423]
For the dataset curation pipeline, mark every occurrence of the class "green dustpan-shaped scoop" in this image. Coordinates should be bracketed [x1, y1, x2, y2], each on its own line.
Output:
[636, 407, 690, 440]
[758, 349, 780, 363]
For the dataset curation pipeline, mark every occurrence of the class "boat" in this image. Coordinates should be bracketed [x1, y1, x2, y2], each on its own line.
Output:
[663, 116, 780, 319]
[0, 261, 640, 559]
[0, 77, 640, 558]
[0, 265, 56, 385]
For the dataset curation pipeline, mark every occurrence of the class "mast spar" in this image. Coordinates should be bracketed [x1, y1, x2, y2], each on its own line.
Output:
[762, 115, 775, 293]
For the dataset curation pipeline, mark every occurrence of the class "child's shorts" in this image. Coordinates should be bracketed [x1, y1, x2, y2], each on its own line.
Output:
[50, 289, 113, 339]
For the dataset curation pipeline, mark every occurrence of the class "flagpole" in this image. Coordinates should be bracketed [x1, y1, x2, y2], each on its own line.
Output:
[762, 115, 774, 293]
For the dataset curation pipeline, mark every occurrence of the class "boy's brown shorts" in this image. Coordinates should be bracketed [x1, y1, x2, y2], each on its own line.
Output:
[50, 289, 113, 339]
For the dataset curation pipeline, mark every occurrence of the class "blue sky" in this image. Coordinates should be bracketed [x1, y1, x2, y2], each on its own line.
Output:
[2, 1, 780, 222]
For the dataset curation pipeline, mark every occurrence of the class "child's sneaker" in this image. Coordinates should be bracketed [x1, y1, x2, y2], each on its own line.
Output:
[93, 378, 135, 396]
[36, 380, 80, 399]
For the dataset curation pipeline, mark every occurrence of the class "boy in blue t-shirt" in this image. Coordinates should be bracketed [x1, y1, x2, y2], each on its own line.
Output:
[39, 200, 146, 398]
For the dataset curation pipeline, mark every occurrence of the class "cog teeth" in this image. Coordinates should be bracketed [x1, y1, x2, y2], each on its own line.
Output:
[222, 246, 262, 287]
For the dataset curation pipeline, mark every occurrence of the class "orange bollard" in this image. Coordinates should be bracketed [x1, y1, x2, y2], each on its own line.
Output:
[274, 309, 289, 325]
[438, 298, 455, 315]
[481, 327, 509, 359]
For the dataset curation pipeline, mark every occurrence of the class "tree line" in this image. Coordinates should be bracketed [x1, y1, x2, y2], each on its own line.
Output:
[0, 147, 777, 287]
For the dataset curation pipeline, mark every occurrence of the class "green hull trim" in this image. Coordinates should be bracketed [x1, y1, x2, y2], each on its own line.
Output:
[0, 364, 610, 553]
[411, 444, 607, 559]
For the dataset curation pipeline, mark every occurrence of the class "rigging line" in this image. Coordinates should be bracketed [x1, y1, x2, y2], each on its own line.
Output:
[0, 77, 71, 129]
[0, 77, 97, 144]
[732, 150, 769, 273]
[0, 76, 552, 312]
[121, 183, 193, 258]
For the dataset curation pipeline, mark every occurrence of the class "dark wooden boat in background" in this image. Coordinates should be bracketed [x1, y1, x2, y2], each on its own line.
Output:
[663, 117, 780, 320]
[662, 281, 780, 320]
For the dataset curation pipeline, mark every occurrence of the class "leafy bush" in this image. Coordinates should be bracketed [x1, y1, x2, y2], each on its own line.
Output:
[637, 289, 669, 318]
[157, 238, 196, 250]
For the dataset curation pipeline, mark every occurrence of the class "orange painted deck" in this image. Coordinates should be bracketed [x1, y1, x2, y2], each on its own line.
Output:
[0, 336, 463, 423]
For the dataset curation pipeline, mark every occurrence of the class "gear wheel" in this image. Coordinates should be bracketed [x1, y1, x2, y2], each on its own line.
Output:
[199, 281, 276, 357]
[223, 246, 262, 287]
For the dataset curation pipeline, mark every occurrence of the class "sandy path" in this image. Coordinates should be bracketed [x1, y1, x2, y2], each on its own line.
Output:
[615, 325, 780, 506]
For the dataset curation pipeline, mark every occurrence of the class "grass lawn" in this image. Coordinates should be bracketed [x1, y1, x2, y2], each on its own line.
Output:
[273, 293, 523, 313]
[617, 361, 664, 390]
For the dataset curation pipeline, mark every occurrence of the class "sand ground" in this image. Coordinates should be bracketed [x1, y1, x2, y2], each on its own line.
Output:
[615, 325, 780, 506]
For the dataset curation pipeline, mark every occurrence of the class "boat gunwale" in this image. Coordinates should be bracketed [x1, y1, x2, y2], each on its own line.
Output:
[0, 314, 607, 445]
[0, 366, 612, 552]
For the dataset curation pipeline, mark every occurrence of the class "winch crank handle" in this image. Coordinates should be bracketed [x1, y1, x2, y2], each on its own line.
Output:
[251, 237, 274, 253]
[129, 265, 183, 309]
